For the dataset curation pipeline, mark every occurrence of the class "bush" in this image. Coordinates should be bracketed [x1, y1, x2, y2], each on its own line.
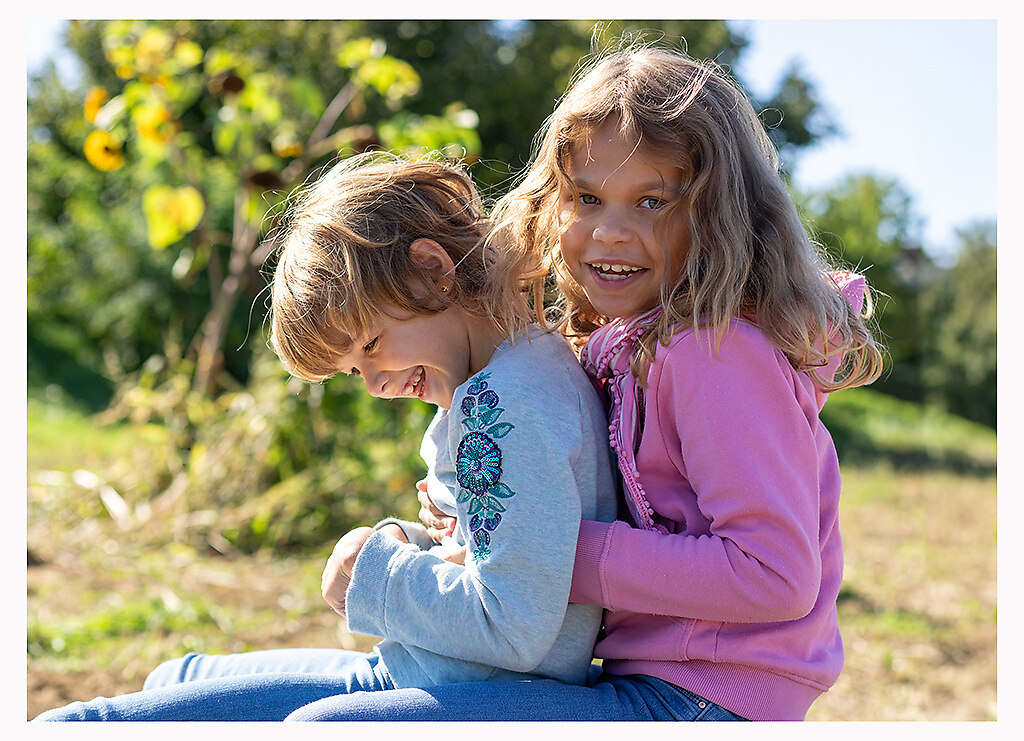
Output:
[57, 345, 435, 553]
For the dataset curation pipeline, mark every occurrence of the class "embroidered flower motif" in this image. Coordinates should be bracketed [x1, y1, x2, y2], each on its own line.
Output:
[455, 373, 516, 562]
[456, 432, 502, 495]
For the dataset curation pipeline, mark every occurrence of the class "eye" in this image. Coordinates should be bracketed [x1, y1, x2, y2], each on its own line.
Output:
[639, 196, 667, 210]
[363, 336, 380, 353]
[579, 193, 600, 205]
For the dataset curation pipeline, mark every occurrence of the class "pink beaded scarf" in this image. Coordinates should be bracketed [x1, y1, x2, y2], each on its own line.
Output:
[581, 308, 667, 533]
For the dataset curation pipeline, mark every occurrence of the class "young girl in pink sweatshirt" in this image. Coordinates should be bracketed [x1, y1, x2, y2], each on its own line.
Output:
[408, 44, 884, 722]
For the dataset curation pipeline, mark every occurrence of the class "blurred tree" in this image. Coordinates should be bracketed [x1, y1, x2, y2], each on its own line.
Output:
[758, 61, 839, 172]
[29, 19, 831, 408]
[799, 174, 935, 402]
[29, 20, 480, 405]
[921, 221, 997, 428]
[350, 19, 830, 188]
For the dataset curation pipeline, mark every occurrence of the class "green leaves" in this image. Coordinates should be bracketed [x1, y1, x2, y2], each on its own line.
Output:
[338, 37, 421, 106]
[142, 184, 204, 250]
[378, 105, 482, 160]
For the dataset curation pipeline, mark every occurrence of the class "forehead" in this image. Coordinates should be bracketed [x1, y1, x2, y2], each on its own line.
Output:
[565, 124, 680, 186]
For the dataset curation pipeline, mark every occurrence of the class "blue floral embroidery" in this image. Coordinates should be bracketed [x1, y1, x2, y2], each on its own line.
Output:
[455, 373, 516, 562]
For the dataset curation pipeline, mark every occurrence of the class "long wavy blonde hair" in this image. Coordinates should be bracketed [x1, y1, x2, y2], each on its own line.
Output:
[269, 153, 545, 382]
[491, 44, 882, 391]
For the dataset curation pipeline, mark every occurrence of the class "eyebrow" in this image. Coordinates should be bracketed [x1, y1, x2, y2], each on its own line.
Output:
[569, 176, 674, 194]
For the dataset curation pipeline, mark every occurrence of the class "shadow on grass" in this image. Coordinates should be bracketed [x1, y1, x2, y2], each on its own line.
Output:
[836, 585, 951, 637]
[837, 442, 997, 478]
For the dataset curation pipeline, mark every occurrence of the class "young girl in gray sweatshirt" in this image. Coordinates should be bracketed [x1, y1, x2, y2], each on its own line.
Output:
[34, 153, 616, 721]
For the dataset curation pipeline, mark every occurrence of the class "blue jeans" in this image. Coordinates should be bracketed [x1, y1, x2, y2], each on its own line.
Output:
[33, 648, 747, 721]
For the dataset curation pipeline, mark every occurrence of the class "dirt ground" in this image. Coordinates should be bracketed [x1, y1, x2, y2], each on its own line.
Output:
[26, 540, 376, 720]
[27, 466, 997, 722]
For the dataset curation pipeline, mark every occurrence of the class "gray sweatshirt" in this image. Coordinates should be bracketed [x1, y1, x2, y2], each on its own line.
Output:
[345, 328, 617, 688]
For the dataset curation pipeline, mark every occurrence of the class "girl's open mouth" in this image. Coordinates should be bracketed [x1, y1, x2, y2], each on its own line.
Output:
[402, 366, 425, 398]
[589, 262, 646, 282]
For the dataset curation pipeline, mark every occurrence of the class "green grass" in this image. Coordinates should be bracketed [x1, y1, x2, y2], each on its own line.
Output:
[27, 387, 997, 720]
[821, 386, 996, 474]
[28, 597, 219, 657]
[27, 395, 173, 474]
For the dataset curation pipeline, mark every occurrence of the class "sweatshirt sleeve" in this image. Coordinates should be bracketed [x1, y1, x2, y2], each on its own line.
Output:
[372, 517, 437, 551]
[345, 371, 586, 673]
[571, 325, 824, 623]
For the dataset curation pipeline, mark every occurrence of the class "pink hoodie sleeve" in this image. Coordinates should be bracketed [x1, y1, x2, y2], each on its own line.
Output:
[571, 324, 826, 623]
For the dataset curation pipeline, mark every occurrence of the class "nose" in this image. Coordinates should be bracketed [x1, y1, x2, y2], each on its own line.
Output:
[362, 368, 388, 398]
[592, 210, 631, 244]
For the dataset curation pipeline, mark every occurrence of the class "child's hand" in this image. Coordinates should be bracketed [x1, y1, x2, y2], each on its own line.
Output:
[321, 526, 374, 616]
[416, 479, 457, 543]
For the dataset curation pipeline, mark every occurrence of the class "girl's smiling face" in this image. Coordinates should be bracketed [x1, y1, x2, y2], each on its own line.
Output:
[557, 120, 691, 319]
[330, 306, 484, 410]
[328, 238, 507, 410]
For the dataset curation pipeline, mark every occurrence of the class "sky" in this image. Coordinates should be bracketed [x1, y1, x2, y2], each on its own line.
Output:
[734, 19, 996, 265]
[25, 17, 998, 265]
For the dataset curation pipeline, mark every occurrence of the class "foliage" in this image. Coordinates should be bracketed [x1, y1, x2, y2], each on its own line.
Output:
[800, 175, 996, 428]
[344, 20, 782, 188]
[76, 346, 435, 553]
[28, 20, 830, 408]
[919, 222, 997, 427]
[800, 174, 934, 400]
[821, 387, 996, 475]
[29, 19, 482, 407]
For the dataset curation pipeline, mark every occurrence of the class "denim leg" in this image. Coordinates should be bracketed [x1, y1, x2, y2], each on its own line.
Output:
[144, 648, 385, 689]
[34, 650, 391, 722]
[286, 672, 747, 721]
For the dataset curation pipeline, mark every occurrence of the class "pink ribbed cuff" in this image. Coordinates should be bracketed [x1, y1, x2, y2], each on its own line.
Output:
[569, 519, 615, 606]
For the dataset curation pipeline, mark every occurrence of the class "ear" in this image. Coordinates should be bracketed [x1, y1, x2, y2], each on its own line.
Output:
[409, 238, 456, 292]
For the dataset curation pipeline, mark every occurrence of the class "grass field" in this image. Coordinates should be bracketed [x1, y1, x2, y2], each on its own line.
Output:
[26, 389, 997, 721]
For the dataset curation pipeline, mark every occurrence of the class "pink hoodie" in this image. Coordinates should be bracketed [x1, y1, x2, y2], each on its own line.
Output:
[571, 273, 867, 721]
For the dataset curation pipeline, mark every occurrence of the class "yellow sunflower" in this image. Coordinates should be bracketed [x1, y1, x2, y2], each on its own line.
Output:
[83, 87, 108, 124]
[84, 130, 125, 171]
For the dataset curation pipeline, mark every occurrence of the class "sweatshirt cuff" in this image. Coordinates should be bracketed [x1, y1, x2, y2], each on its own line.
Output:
[569, 519, 616, 606]
[345, 529, 409, 637]
[373, 517, 437, 551]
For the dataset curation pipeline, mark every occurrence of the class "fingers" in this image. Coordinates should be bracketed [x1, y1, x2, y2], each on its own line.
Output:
[417, 488, 456, 540]
[321, 527, 373, 617]
[416, 487, 438, 514]
[321, 559, 349, 616]
[424, 525, 449, 543]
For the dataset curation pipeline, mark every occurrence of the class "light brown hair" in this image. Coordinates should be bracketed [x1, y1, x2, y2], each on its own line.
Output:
[269, 153, 544, 382]
[491, 44, 883, 390]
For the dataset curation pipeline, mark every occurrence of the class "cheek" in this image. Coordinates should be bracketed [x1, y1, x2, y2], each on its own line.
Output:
[557, 215, 586, 251]
[556, 205, 577, 234]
